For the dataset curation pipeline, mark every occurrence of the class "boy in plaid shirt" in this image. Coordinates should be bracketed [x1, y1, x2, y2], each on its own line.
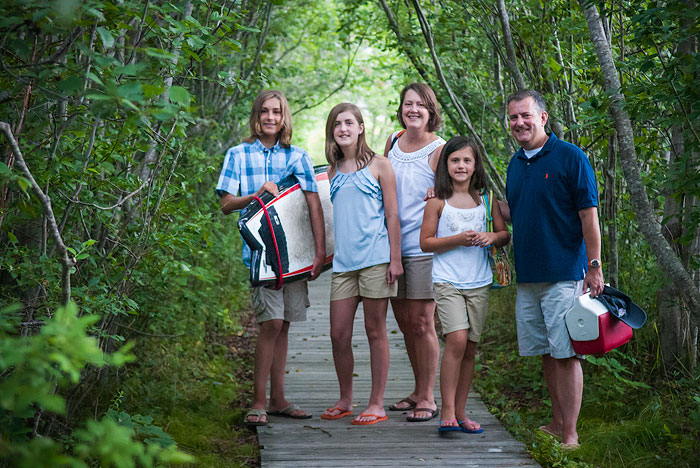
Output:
[216, 90, 326, 426]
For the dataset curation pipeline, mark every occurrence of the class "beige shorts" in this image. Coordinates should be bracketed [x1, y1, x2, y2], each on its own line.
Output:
[434, 282, 490, 341]
[395, 255, 434, 300]
[331, 263, 398, 301]
[250, 281, 309, 323]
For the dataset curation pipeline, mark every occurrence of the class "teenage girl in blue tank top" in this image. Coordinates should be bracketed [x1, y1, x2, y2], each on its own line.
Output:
[419, 136, 510, 433]
[320, 103, 403, 426]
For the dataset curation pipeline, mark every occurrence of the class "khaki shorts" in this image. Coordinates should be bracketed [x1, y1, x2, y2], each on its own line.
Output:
[250, 281, 309, 323]
[434, 282, 490, 341]
[331, 263, 398, 301]
[395, 255, 434, 300]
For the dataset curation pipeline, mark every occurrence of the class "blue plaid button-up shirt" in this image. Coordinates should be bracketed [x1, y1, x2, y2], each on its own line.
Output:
[216, 139, 318, 267]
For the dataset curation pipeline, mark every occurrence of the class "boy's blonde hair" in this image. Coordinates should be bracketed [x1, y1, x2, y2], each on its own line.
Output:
[244, 90, 293, 147]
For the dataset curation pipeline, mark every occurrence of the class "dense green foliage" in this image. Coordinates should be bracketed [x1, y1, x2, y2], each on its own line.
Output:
[1, 0, 698, 467]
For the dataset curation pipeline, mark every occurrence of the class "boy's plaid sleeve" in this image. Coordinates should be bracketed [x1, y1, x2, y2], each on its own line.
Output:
[292, 150, 318, 193]
[215, 147, 241, 197]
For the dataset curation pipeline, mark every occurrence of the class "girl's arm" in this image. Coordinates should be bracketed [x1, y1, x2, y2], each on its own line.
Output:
[420, 198, 477, 253]
[471, 197, 511, 248]
[374, 157, 403, 284]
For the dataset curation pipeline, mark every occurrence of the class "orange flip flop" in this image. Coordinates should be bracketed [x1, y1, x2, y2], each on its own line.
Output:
[351, 413, 388, 425]
[321, 407, 353, 420]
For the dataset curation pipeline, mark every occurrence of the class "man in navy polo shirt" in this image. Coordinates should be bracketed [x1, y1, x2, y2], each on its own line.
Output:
[505, 90, 604, 450]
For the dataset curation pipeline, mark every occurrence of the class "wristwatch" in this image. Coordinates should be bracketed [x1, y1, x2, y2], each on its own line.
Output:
[588, 259, 601, 268]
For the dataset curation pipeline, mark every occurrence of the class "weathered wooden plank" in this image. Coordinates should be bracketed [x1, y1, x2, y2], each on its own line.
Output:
[257, 271, 540, 468]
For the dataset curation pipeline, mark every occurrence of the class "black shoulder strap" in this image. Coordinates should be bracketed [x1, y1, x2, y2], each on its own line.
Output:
[390, 130, 406, 150]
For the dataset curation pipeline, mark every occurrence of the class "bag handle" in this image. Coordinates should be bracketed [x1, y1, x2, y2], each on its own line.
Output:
[482, 190, 494, 233]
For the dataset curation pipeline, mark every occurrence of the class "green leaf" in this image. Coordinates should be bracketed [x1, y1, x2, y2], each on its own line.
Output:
[17, 177, 30, 193]
[86, 72, 104, 86]
[0, 162, 10, 175]
[56, 76, 83, 93]
[145, 48, 176, 60]
[152, 105, 177, 121]
[168, 86, 190, 106]
[143, 84, 165, 98]
[96, 27, 114, 49]
[114, 63, 145, 76]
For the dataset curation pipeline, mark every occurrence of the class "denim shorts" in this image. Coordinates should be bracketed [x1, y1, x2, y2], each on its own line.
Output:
[515, 281, 583, 359]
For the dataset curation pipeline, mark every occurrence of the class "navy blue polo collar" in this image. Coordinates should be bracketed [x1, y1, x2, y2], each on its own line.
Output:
[515, 133, 558, 161]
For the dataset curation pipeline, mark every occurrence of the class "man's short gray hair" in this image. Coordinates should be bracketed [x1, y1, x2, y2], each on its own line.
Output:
[507, 90, 547, 113]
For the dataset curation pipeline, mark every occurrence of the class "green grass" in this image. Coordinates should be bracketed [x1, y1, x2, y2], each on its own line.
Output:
[474, 287, 700, 468]
[119, 313, 260, 467]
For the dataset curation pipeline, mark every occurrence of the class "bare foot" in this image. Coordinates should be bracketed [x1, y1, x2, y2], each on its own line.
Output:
[407, 399, 438, 420]
[459, 418, 482, 433]
[439, 419, 459, 428]
[539, 424, 563, 438]
[354, 404, 386, 423]
[388, 396, 417, 411]
[321, 404, 352, 419]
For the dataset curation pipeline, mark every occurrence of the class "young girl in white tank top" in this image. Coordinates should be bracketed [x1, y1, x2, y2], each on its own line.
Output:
[420, 136, 510, 433]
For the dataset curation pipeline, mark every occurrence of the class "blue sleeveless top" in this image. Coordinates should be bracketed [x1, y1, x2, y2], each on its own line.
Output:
[330, 165, 391, 272]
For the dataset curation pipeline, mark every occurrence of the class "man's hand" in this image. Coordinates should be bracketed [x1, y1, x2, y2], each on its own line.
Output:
[583, 267, 604, 297]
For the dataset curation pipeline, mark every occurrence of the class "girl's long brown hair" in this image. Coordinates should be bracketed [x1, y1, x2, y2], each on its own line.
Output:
[435, 136, 487, 202]
[325, 102, 375, 172]
[244, 90, 293, 147]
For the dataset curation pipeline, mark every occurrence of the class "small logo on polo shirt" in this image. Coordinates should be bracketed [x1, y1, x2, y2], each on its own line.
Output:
[545, 173, 549, 179]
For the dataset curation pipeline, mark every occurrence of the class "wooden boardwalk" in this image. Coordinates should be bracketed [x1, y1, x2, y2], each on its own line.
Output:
[258, 271, 540, 467]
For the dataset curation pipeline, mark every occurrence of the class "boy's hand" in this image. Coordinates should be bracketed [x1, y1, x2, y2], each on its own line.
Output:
[309, 253, 325, 280]
[256, 181, 279, 197]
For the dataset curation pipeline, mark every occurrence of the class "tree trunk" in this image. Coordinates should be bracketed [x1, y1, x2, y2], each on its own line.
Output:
[406, 0, 506, 199]
[139, 0, 192, 182]
[578, 1, 700, 326]
[496, 0, 527, 90]
[604, 132, 619, 287]
[492, 45, 514, 155]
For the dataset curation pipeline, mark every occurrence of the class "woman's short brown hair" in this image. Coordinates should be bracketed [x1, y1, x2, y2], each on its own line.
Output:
[396, 82, 442, 132]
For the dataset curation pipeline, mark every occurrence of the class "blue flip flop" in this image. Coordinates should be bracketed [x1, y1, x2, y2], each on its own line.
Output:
[438, 419, 461, 432]
[459, 419, 484, 434]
